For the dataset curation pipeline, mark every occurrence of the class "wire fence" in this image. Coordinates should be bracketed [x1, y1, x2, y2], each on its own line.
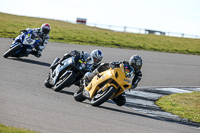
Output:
[64, 19, 200, 39]
[86, 22, 200, 39]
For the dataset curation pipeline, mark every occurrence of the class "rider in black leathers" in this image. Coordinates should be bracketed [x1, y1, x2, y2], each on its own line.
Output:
[51, 49, 103, 70]
[50, 49, 103, 86]
[83, 55, 143, 106]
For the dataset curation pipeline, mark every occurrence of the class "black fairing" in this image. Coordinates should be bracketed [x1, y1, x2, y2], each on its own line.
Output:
[56, 55, 92, 87]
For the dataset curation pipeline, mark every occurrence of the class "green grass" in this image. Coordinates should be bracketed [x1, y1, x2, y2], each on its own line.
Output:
[0, 12, 200, 55]
[156, 91, 200, 123]
[0, 124, 38, 133]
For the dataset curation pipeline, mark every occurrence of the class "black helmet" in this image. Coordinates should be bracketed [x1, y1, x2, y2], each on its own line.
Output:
[41, 23, 51, 34]
[129, 55, 142, 72]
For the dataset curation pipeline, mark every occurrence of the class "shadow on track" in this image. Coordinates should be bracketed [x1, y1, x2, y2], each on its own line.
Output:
[43, 85, 200, 127]
[97, 102, 200, 128]
[79, 100, 168, 121]
[73, 98, 200, 128]
[59, 90, 74, 96]
[10, 58, 51, 67]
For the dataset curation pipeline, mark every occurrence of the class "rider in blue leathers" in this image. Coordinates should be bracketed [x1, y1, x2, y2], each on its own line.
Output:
[21, 23, 51, 57]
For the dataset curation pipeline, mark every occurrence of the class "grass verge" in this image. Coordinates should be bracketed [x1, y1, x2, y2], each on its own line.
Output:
[0, 124, 38, 133]
[156, 91, 200, 123]
[0, 12, 200, 55]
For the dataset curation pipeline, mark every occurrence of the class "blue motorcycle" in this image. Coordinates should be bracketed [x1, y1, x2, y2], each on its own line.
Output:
[3, 30, 41, 58]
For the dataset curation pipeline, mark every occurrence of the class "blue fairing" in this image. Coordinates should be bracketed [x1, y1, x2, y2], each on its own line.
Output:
[11, 42, 19, 47]
[9, 30, 41, 57]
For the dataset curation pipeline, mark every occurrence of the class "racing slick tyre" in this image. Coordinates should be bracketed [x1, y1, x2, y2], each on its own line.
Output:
[44, 74, 52, 88]
[53, 72, 75, 92]
[91, 86, 116, 107]
[74, 88, 86, 102]
[3, 45, 21, 58]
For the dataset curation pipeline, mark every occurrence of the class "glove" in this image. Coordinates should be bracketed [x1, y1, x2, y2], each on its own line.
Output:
[20, 30, 27, 33]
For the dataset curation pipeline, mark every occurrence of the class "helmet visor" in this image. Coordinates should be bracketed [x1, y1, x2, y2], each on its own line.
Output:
[93, 57, 100, 63]
[43, 28, 50, 34]
[133, 60, 142, 69]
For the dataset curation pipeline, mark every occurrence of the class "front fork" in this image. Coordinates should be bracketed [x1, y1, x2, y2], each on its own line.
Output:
[50, 58, 60, 71]
[11, 42, 23, 48]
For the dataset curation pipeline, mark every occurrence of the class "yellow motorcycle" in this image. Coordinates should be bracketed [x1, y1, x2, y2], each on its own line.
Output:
[74, 62, 134, 106]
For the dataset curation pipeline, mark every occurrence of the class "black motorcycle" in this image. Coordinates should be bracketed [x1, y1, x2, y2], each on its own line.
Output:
[44, 51, 93, 92]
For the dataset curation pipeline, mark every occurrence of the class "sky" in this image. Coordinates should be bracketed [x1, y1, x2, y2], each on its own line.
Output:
[0, 0, 200, 37]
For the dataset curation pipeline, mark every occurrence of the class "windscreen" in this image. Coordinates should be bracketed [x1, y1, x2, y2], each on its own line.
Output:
[124, 64, 134, 78]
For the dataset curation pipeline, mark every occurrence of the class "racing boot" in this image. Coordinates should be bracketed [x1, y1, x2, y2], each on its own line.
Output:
[112, 93, 126, 106]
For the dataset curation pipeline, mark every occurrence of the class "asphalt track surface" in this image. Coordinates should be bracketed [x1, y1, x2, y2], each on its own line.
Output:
[0, 38, 200, 133]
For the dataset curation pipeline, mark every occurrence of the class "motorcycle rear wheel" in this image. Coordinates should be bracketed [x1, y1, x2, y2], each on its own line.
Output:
[91, 86, 116, 107]
[3, 44, 21, 58]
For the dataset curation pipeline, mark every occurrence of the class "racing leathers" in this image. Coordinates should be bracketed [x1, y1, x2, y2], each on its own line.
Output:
[22, 28, 50, 57]
[50, 50, 100, 87]
[84, 61, 142, 106]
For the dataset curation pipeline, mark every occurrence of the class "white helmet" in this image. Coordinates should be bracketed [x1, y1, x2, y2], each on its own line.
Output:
[91, 49, 103, 65]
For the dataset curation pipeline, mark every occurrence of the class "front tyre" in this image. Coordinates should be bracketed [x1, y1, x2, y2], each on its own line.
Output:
[74, 88, 86, 102]
[91, 86, 116, 107]
[3, 44, 21, 58]
[53, 72, 75, 92]
[44, 74, 52, 88]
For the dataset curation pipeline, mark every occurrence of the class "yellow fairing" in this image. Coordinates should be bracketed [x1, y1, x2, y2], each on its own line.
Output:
[85, 64, 133, 99]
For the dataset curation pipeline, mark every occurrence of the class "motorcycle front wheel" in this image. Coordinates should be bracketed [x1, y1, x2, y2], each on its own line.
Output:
[44, 74, 52, 88]
[74, 87, 86, 102]
[53, 72, 75, 92]
[91, 86, 116, 107]
[3, 44, 21, 58]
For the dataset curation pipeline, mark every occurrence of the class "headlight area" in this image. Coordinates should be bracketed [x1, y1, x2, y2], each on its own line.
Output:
[67, 58, 73, 64]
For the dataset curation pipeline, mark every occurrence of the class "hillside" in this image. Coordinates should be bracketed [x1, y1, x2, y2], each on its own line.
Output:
[0, 12, 200, 55]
